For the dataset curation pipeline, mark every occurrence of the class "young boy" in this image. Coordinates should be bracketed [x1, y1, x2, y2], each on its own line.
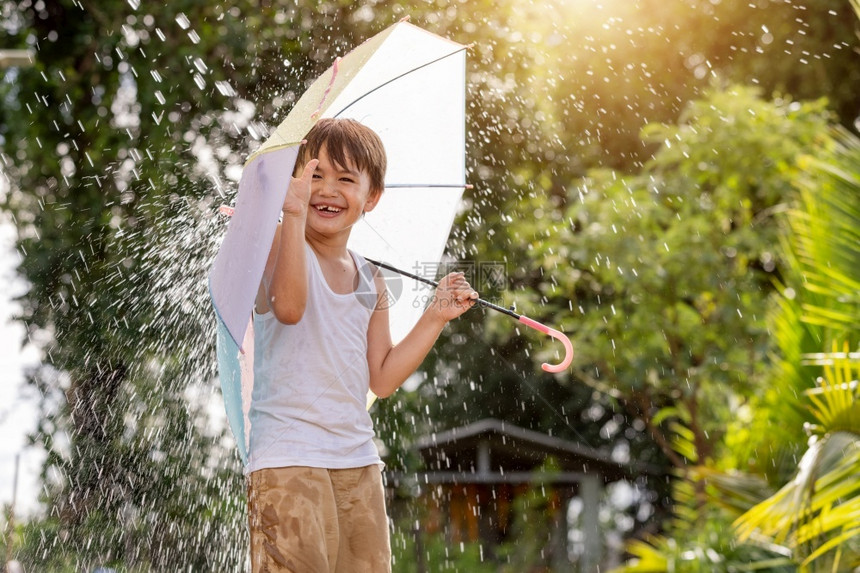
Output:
[248, 118, 477, 572]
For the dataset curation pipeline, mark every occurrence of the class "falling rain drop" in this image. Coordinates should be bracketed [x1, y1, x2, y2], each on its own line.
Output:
[175, 13, 191, 30]
[215, 81, 237, 98]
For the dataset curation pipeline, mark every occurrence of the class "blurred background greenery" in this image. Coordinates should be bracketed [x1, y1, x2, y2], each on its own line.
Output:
[1, 0, 858, 570]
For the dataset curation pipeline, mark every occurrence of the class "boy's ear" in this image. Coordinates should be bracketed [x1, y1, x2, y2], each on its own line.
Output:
[363, 189, 383, 213]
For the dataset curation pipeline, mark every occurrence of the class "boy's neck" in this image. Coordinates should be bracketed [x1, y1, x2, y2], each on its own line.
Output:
[306, 232, 350, 262]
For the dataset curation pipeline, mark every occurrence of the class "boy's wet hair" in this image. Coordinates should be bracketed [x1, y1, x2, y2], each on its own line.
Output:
[296, 118, 387, 199]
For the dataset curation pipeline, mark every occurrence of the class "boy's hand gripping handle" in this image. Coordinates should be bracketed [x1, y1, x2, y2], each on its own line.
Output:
[518, 316, 574, 373]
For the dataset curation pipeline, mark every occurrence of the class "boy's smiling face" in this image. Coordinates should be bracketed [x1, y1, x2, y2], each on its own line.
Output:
[306, 143, 379, 240]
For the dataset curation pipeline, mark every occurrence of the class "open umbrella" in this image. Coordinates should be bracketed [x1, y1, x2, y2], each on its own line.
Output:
[210, 20, 572, 464]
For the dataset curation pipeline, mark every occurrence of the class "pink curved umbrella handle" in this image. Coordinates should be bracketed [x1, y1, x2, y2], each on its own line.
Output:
[518, 316, 574, 373]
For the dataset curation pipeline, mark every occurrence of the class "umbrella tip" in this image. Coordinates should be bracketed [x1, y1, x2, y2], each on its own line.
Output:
[400, 15, 411, 22]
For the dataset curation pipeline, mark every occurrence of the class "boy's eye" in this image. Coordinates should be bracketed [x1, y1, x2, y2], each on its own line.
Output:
[312, 173, 322, 179]
[340, 177, 355, 183]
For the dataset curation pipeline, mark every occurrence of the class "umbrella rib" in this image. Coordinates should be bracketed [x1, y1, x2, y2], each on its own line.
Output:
[332, 46, 468, 119]
[364, 257, 520, 319]
[384, 183, 467, 189]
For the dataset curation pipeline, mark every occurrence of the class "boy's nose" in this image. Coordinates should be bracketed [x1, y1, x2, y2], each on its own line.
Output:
[316, 178, 337, 195]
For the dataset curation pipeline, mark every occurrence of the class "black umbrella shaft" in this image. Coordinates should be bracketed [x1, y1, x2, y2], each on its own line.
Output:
[364, 257, 520, 319]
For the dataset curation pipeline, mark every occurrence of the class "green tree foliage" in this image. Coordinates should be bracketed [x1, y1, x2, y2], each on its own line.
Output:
[2, 0, 858, 570]
[0, 0, 392, 568]
[613, 97, 860, 573]
[546, 0, 860, 170]
[560, 86, 832, 467]
[736, 360, 860, 571]
[390, 83, 844, 570]
[429, 83, 834, 491]
[731, 127, 860, 571]
[735, 127, 860, 485]
[615, 475, 796, 572]
[411, 0, 859, 486]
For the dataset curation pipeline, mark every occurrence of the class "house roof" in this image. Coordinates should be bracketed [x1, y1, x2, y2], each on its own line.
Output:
[411, 418, 662, 484]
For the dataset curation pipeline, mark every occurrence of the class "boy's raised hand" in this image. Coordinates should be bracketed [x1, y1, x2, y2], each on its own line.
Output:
[282, 158, 319, 218]
[429, 272, 479, 323]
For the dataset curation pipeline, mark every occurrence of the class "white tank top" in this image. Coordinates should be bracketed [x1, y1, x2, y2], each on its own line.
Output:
[247, 244, 382, 473]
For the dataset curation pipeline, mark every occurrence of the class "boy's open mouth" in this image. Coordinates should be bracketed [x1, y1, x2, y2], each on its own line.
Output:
[314, 204, 343, 214]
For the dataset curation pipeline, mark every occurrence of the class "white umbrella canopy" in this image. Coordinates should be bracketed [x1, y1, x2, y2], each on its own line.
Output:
[209, 20, 469, 463]
[210, 20, 467, 350]
[328, 26, 467, 342]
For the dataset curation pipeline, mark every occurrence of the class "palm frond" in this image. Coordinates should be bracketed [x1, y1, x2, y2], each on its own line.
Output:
[734, 355, 860, 567]
[612, 538, 670, 572]
[804, 345, 860, 436]
[689, 466, 774, 516]
[789, 129, 860, 335]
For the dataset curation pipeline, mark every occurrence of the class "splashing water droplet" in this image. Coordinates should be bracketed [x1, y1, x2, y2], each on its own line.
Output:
[215, 81, 237, 98]
[175, 13, 191, 30]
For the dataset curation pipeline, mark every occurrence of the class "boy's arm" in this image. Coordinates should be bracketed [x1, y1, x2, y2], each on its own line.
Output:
[366, 271, 477, 398]
[255, 159, 318, 323]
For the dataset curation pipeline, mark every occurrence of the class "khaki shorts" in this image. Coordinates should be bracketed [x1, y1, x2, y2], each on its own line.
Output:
[248, 465, 391, 573]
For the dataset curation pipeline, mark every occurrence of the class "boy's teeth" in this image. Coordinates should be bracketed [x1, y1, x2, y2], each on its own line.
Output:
[316, 205, 342, 213]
